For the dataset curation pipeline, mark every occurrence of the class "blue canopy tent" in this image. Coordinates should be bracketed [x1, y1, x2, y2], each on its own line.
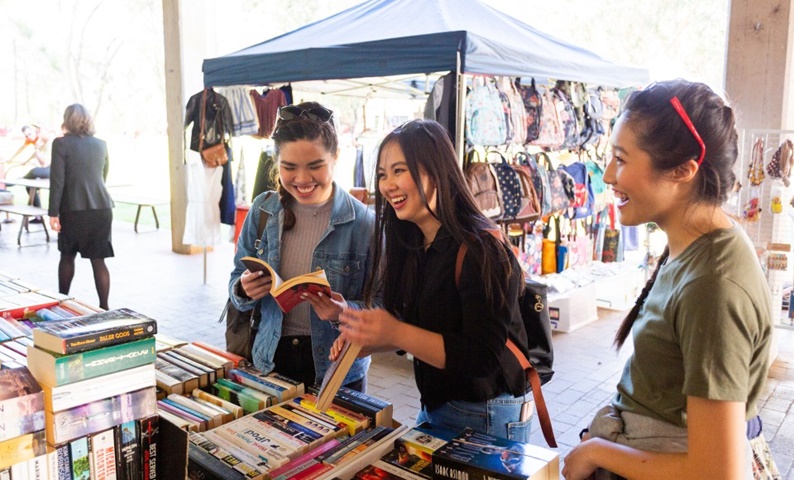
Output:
[202, 0, 648, 88]
[202, 0, 649, 156]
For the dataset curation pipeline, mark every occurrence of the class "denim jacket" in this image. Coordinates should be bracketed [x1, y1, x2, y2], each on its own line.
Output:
[229, 183, 374, 386]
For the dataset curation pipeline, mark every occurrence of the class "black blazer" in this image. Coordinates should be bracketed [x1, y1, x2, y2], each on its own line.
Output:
[48, 134, 114, 217]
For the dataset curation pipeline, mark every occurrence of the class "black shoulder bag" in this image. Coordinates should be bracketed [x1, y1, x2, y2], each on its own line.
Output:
[219, 192, 273, 360]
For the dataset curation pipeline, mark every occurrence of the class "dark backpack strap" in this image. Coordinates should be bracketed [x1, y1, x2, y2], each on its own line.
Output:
[454, 234, 557, 448]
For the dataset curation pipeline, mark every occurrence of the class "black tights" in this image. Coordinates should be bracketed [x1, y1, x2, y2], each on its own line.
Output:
[58, 254, 110, 310]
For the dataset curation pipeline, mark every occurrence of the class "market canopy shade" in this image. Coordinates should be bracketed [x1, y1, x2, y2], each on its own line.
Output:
[202, 0, 649, 89]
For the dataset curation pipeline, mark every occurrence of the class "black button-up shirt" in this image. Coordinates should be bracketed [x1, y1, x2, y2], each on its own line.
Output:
[403, 229, 526, 411]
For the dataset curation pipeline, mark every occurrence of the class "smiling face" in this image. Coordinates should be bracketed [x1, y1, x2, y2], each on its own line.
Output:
[377, 141, 438, 231]
[604, 118, 681, 227]
[277, 139, 337, 205]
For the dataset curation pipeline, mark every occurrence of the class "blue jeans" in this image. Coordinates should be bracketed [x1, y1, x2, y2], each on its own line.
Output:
[415, 392, 531, 443]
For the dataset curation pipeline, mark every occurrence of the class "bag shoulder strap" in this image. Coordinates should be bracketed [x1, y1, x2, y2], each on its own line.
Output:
[254, 191, 275, 249]
[199, 89, 208, 152]
[454, 232, 557, 448]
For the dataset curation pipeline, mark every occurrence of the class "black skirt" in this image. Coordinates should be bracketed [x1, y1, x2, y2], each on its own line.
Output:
[58, 209, 114, 259]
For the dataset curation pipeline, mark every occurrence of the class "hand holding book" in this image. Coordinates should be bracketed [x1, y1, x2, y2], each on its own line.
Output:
[239, 256, 333, 313]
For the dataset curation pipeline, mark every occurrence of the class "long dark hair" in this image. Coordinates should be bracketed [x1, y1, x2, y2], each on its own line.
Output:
[271, 101, 339, 231]
[614, 80, 738, 349]
[364, 119, 514, 317]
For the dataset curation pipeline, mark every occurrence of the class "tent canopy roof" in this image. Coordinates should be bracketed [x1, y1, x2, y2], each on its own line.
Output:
[203, 0, 649, 89]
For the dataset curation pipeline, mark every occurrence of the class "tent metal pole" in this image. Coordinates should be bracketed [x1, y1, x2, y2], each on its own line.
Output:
[454, 52, 466, 170]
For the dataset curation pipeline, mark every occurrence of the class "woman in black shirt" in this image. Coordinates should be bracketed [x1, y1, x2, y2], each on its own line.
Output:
[334, 120, 530, 442]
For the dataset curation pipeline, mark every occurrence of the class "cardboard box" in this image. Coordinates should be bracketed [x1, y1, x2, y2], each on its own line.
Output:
[548, 283, 598, 333]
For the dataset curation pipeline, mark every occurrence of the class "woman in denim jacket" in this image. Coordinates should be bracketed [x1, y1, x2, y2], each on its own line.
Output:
[229, 102, 374, 391]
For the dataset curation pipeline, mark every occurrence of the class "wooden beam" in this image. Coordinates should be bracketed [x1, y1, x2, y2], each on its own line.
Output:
[725, 0, 794, 130]
[161, 0, 201, 254]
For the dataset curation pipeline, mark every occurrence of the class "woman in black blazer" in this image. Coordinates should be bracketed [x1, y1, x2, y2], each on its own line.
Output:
[48, 104, 115, 310]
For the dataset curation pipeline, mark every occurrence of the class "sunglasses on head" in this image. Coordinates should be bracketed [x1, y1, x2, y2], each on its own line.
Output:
[643, 83, 706, 166]
[277, 105, 334, 123]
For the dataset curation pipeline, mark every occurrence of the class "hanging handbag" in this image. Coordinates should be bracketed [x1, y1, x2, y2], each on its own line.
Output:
[219, 192, 273, 360]
[199, 89, 229, 168]
[601, 204, 621, 263]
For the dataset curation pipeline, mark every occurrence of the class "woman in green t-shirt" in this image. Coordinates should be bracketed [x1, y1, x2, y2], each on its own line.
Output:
[563, 80, 775, 479]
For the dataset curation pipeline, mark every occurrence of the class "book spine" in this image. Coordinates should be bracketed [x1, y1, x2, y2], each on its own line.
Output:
[137, 414, 158, 480]
[266, 406, 336, 439]
[46, 387, 157, 446]
[47, 444, 72, 480]
[214, 423, 294, 463]
[252, 410, 323, 445]
[89, 428, 117, 480]
[213, 384, 265, 415]
[0, 410, 45, 443]
[215, 378, 273, 406]
[280, 403, 344, 432]
[285, 460, 333, 480]
[191, 341, 248, 368]
[229, 369, 287, 402]
[42, 319, 156, 355]
[0, 430, 46, 470]
[188, 431, 266, 480]
[266, 439, 341, 479]
[338, 386, 391, 410]
[294, 395, 369, 435]
[212, 424, 291, 470]
[231, 416, 309, 454]
[370, 460, 429, 480]
[45, 364, 156, 412]
[114, 420, 140, 480]
[27, 454, 47, 480]
[187, 443, 246, 480]
[69, 437, 90, 480]
[201, 431, 271, 473]
[48, 337, 156, 386]
[267, 373, 304, 396]
[271, 458, 322, 480]
[332, 426, 392, 466]
[9, 461, 27, 480]
[192, 389, 244, 420]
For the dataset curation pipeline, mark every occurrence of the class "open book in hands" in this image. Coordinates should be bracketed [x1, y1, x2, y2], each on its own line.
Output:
[240, 256, 332, 313]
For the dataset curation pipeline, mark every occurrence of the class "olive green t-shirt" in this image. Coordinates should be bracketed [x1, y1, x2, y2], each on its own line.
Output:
[613, 224, 773, 427]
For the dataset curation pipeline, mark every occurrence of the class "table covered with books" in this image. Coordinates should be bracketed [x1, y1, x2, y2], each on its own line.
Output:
[0, 270, 558, 480]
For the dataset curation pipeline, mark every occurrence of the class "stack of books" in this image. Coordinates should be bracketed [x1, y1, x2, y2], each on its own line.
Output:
[25, 308, 161, 479]
[0, 367, 47, 478]
[186, 393, 395, 480]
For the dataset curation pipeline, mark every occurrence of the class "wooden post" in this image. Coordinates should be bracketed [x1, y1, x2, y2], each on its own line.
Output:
[725, 0, 794, 130]
[162, 0, 202, 254]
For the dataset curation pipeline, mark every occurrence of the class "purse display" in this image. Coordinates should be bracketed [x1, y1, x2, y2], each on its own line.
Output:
[199, 89, 229, 168]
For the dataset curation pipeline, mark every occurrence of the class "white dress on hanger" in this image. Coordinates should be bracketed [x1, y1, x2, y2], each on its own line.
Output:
[183, 151, 222, 247]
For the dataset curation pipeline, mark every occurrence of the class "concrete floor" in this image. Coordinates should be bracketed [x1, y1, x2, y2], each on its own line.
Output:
[1, 217, 792, 479]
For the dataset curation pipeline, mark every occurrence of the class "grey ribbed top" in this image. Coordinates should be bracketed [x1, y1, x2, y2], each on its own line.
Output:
[280, 198, 333, 336]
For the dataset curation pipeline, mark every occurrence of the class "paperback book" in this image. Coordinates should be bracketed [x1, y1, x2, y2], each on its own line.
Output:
[41, 363, 156, 412]
[45, 387, 157, 445]
[315, 340, 363, 412]
[26, 336, 156, 387]
[138, 414, 159, 480]
[32, 308, 158, 354]
[240, 256, 332, 313]
[431, 428, 559, 480]
[0, 367, 44, 438]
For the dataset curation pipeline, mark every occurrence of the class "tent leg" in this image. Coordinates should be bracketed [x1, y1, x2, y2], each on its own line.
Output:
[203, 247, 208, 285]
[454, 53, 466, 170]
